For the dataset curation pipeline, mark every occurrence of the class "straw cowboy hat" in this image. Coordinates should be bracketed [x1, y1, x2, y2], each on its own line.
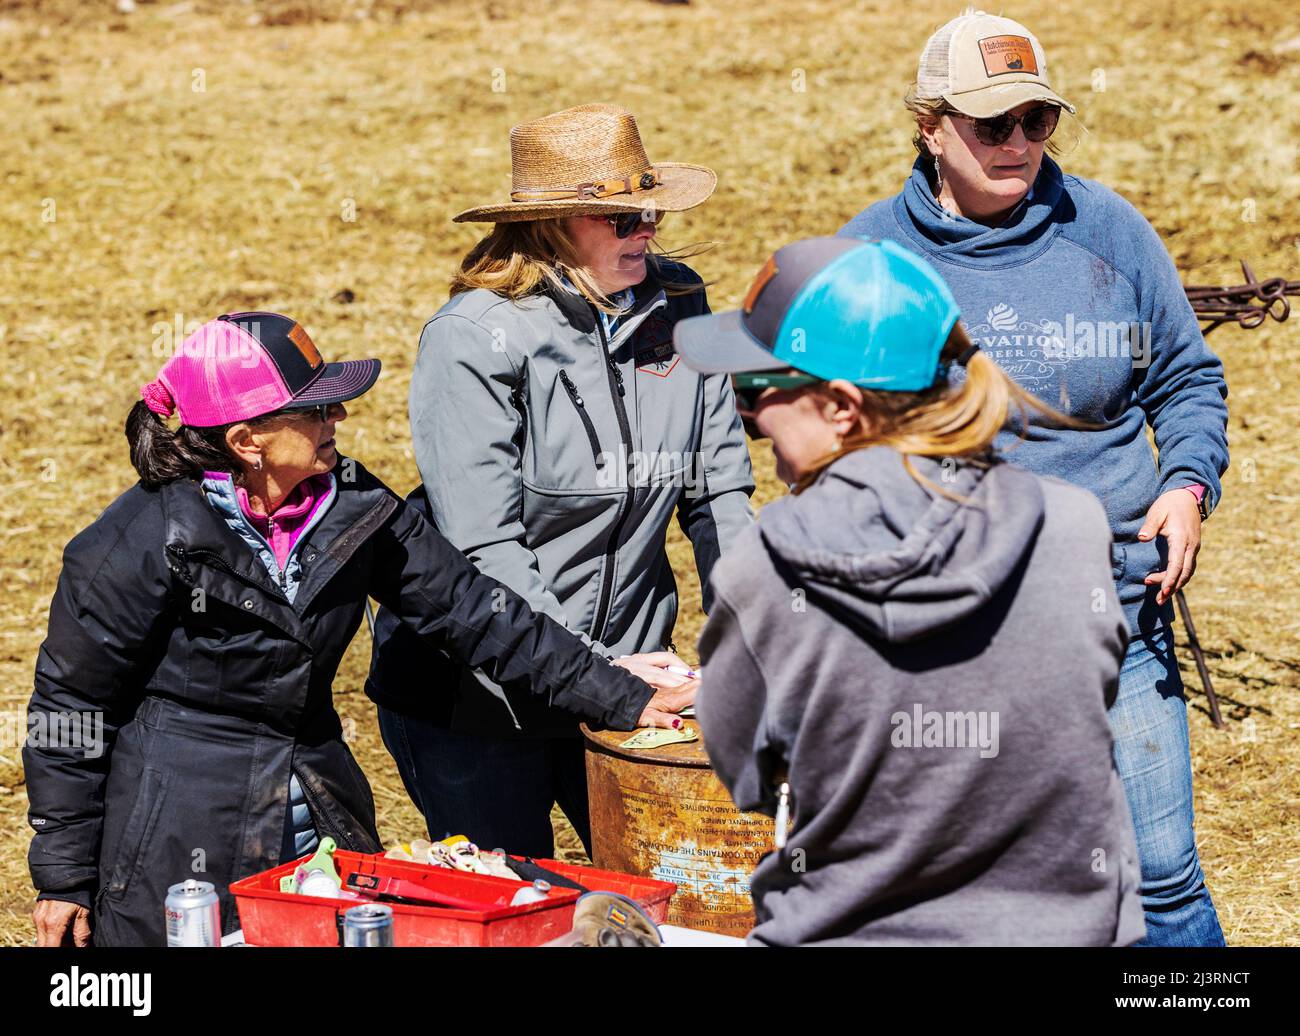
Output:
[453, 103, 717, 223]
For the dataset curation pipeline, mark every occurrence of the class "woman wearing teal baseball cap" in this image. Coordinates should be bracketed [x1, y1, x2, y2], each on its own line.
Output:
[673, 237, 1147, 945]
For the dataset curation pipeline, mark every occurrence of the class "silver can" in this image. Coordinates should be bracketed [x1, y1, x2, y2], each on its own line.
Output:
[510, 880, 552, 906]
[343, 903, 394, 947]
[164, 879, 221, 947]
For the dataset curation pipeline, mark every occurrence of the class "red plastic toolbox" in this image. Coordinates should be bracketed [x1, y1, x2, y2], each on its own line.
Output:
[231, 850, 676, 947]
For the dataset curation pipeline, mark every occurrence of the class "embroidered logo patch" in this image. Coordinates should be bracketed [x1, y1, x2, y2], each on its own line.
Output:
[634, 315, 680, 378]
[978, 35, 1038, 77]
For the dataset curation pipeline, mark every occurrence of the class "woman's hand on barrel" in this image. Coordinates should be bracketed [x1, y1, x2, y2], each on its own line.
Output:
[33, 898, 92, 947]
[637, 678, 699, 729]
[611, 651, 699, 728]
[610, 650, 696, 690]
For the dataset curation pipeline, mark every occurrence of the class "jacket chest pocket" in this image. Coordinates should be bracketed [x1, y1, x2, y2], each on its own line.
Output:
[522, 366, 624, 495]
[628, 368, 703, 485]
[557, 369, 607, 471]
[177, 602, 286, 710]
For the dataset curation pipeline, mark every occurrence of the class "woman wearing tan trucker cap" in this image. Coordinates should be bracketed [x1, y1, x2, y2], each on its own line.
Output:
[841, 10, 1229, 945]
[366, 104, 755, 860]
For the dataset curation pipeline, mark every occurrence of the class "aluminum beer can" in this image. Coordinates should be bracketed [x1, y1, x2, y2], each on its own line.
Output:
[165, 879, 221, 947]
[343, 903, 394, 947]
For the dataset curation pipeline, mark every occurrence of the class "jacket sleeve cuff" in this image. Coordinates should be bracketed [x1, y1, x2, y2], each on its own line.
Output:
[37, 886, 94, 911]
[597, 667, 656, 731]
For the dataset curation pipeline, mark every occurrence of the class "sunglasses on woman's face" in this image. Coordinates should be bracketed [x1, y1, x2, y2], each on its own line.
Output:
[730, 371, 822, 439]
[277, 403, 334, 423]
[603, 211, 664, 239]
[950, 104, 1061, 147]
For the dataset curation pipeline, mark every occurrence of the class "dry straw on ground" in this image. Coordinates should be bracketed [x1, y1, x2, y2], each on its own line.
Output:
[0, 0, 1296, 945]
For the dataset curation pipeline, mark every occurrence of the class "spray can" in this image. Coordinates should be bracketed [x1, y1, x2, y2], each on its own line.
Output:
[294, 837, 344, 898]
[164, 879, 221, 947]
[342, 903, 394, 947]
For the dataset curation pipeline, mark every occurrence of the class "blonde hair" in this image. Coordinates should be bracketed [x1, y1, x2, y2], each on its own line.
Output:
[450, 218, 711, 314]
[904, 83, 1073, 160]
[793, 323, 1086, 497]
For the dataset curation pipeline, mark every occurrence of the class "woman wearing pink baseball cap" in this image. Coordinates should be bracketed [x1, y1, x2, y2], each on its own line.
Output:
[23, 311, 691, 947]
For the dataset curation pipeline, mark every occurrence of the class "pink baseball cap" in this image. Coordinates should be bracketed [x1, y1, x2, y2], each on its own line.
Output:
[140, 312, 381, 428]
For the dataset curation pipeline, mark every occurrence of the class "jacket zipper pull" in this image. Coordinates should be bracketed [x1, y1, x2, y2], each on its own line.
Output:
[558, 369, 584, 407]
[774, 781, 791, 850]
[608, 358, 625, 397]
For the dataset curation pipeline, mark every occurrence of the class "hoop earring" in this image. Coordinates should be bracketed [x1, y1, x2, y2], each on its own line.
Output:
[252, 456, 263, 471]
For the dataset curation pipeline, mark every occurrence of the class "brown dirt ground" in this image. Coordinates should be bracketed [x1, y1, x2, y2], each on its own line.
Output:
[0, 0, 1296, 945]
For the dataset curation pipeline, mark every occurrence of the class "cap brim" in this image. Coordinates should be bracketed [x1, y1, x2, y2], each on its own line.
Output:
[291, 358, 382, 405]
[673, 310, 789, 375]
[944, 82, 1076, 117]
[453, 163, 717, 223]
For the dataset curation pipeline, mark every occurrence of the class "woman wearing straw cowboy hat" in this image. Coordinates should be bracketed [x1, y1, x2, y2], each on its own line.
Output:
[840, 11, 1229, 945]
[367, 104, 754, 858]
[24, 313, 688, 947]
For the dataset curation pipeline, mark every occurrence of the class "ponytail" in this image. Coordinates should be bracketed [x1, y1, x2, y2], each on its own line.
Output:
[793, 324, 1090, 496]
[125, 400, 239, 490]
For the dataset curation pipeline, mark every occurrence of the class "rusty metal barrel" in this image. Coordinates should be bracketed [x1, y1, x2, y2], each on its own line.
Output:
[581, 723, 773, 937]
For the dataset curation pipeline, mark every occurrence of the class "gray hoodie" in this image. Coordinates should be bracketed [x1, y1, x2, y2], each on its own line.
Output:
[697, 447, 1146, 946]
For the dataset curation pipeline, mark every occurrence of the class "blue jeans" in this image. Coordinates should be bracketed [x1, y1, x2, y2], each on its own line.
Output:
[1110, 626, 1225, 946]
[376, 707, 591, 860]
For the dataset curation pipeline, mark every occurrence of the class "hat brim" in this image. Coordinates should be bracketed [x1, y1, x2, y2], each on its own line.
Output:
[289, 358, 382, 406]
[453, 162, 717, 223]
[673, 310, 790, 376]
[943, 82, 1076, 118]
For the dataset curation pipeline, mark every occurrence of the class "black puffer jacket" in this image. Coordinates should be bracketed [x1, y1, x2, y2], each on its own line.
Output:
[23, 457, 653, 946]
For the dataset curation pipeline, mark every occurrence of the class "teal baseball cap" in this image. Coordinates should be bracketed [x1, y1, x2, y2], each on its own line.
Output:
[673, 236, 962, 391]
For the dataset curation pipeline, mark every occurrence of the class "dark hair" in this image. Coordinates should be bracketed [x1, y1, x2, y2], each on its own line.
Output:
[125, 400, 244, 490]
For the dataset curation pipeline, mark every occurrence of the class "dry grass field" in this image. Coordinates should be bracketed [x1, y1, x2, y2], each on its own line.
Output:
[0, 0, 1296, 945]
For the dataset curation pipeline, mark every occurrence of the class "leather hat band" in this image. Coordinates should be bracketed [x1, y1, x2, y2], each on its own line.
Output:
[510, 167, 660, 202]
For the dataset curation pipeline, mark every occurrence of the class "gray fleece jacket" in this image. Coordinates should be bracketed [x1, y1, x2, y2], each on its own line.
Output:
[399, 258, 754, 735]
[697, 447, 1146, 946]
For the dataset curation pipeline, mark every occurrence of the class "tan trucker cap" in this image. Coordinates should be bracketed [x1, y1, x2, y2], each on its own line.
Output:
[917, 10, 1075, 118]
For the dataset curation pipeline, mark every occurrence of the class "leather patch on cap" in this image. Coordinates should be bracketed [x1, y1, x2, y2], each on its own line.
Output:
[743, 255, 780, 314]
[979, 35, 1039, 77]
[287, 322, 323, 368]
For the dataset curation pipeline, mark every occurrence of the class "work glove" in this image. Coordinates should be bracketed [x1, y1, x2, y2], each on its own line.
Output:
[545, 892, 662, 947]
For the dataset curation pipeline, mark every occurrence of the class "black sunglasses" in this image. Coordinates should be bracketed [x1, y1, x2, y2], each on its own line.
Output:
[278, 403, 334, 422]
[950, 104, 1061, 147]
[731, 371, 822, 439]
[603, 211, 664, 239]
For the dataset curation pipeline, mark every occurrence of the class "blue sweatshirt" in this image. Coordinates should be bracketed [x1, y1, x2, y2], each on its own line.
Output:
[840, 156, 1229, 633]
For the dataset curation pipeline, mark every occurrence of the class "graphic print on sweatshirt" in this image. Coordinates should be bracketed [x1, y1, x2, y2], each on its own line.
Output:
[950, 267, 1149, 423]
